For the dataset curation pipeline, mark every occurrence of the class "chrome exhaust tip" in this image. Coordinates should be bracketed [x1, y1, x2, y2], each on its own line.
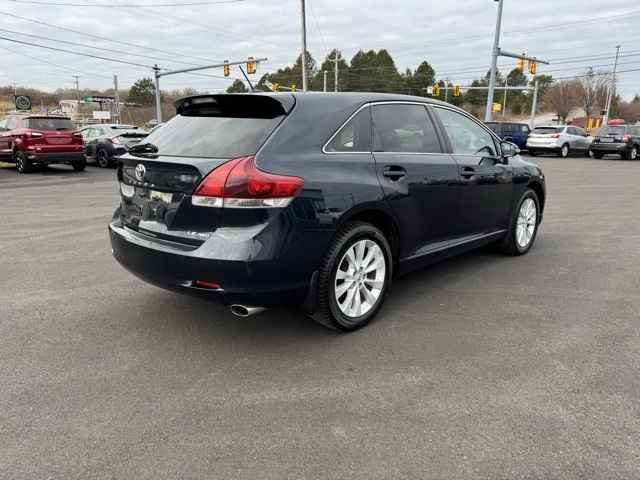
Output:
[230, 304, 267, 317]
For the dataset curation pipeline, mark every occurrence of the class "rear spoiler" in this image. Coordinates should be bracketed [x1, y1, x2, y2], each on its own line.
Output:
[174, 94, 295, 118]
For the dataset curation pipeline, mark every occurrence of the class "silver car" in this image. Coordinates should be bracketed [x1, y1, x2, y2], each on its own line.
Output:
[526, 125, 592, 158]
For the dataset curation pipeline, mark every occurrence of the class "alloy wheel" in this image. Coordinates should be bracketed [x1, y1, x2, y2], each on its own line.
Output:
[97, 150, 109, 168]
[516, 198, 537, 249]
[15, 152, 24, 172]
[334, 239, 386, 318]
[631, 147, 638, 160]
[561, 145, 569, 158]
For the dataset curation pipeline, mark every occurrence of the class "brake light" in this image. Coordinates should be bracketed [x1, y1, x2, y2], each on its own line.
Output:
[193, 280, 222, 290]
[192, 155, 304, 208]
[550, 133, 560, 138]
[623, 134, 630, 143]
[29, 132, 44, 138]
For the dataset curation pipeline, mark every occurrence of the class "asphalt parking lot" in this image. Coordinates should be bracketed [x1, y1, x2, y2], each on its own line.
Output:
[1, 154, 639, 479]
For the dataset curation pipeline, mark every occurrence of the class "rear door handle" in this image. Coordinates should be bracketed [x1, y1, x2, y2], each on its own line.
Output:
[382, 165, 406, 181]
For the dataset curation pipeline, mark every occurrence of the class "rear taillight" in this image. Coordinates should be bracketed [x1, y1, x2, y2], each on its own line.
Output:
[623, 134, 630, 143]
[29, 132, 44, 139]
[551, 133, 560, 138]
[192, 155, 304, 209]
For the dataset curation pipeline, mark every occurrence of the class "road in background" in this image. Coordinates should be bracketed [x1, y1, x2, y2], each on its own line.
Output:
[1, 156, 639, 479]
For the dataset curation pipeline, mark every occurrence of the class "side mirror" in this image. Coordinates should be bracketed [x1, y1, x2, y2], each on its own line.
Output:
[501, 140, 520, 158]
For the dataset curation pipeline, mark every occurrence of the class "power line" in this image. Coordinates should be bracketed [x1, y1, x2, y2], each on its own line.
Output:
[0, 10, 219, 64]
[0, 28, 212, 68]
[0, 36, 153, 68]
[0, 44, 113, 79]
[6, 0, 243, 6]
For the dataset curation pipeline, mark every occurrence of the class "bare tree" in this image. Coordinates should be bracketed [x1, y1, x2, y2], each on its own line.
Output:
[543, 80, 580, 123]
[577, 68, 611, 117]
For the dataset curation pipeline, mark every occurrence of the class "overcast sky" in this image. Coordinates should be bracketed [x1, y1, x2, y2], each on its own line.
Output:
[1, 0, 639, 100]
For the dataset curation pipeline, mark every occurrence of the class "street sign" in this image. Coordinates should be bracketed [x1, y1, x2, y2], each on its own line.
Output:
[492, 102, 502, 113]
[93, 111, 111, 120]
[426, 86, 433, 95]
[15, 95, 32, 111]
[84, 96, 115, 103]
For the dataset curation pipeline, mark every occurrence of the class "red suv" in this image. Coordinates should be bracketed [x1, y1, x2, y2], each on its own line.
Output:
[0, 114, 86, 173]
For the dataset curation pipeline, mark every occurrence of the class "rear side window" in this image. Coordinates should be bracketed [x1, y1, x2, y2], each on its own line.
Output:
[502, 123, 516, 133]
[142, 112, 284, 158]
[326, 107, 371, 152]
[26, 118, 73, 130]
[372, 104, 441, 153]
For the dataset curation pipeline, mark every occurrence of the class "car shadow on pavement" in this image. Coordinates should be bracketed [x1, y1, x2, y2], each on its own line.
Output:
[113, 245, 519, 350]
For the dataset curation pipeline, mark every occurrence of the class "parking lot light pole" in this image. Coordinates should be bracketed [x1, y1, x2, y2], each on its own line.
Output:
[485, 0, 504, 122]
[603, 45, 621, 127]
[529, 78, 539, 127]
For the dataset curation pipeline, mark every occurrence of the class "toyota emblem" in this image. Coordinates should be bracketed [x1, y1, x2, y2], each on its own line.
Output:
[134, 163, 146, 182]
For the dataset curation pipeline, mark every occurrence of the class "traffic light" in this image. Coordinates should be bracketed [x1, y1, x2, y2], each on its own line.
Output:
[516, 57, 525, 72]
[453, 85, 461, 97]
[247, 57, 257, 74]
[528, 60, 537, 75]
[291, 84, 296, 92]
[432, 84, 440, 96]
[271, 83, 280, 92]
[223, 61, 230, 77]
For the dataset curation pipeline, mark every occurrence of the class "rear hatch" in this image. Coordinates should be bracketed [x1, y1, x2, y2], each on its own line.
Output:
[528, 126, 563, 145]
[106, 125, 148, 150]
[25, 117, 82, 152]
[594, 125, 627, 144]
[117, 94, 294, 246]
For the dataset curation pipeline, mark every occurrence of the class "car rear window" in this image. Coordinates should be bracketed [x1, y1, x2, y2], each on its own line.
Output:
[26, 117, 74, 130]
[597, 126, 626, 136]
[485, 123, 501, 134]
[533, 127, 563, 134]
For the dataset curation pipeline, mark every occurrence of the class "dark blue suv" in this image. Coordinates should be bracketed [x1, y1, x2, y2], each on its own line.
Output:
[485, 122, 531, 151]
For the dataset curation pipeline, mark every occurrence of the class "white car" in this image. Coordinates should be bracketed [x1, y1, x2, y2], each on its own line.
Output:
[526, 125, 592, 158]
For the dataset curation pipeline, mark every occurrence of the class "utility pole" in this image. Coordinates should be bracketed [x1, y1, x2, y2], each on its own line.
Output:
[11, 81, 17, 96]
[113, 74, 120, 124]
[444, 79, 449, 103]
[73, 74, 80, 102]
[299, 0, 308, 92]
[323, 70, 327, 92]
[334, 49, 340, 92]
[153, 65, 162, 123]
[485, 0, 504, 122]
[529, 78, 539, 127]
[502, 78, 508, 117]
[603, 45, 621, 126]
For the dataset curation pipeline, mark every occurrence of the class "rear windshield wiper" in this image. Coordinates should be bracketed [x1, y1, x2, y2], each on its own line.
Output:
[128, 142, 159, 156]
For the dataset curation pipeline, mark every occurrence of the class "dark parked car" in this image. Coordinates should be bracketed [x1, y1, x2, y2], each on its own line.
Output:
[485, 121, 530, 150]
[0, 114, 85, 173]
[109, 93, 546, 331]
[80, 124, 148, 167]
[590, 124, 640, 160]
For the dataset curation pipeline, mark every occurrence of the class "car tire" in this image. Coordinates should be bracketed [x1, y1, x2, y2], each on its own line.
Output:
[96, 148, 112, 168]
[558, 144, 570, 158]
[313, 221, 392, 332]
[593, 151, 604, 159]
[72, 157, 87, 171]
[500, 188, 540, 256]
[14, 150, 34, 173]
[623, 145, 638, 160]
[529, 150, 538, 156]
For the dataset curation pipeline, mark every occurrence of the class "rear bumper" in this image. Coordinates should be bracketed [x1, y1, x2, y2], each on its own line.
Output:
[590, 143, 629, 153]
[26, 152, 85, 164]
[109, 219, 312, 307]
